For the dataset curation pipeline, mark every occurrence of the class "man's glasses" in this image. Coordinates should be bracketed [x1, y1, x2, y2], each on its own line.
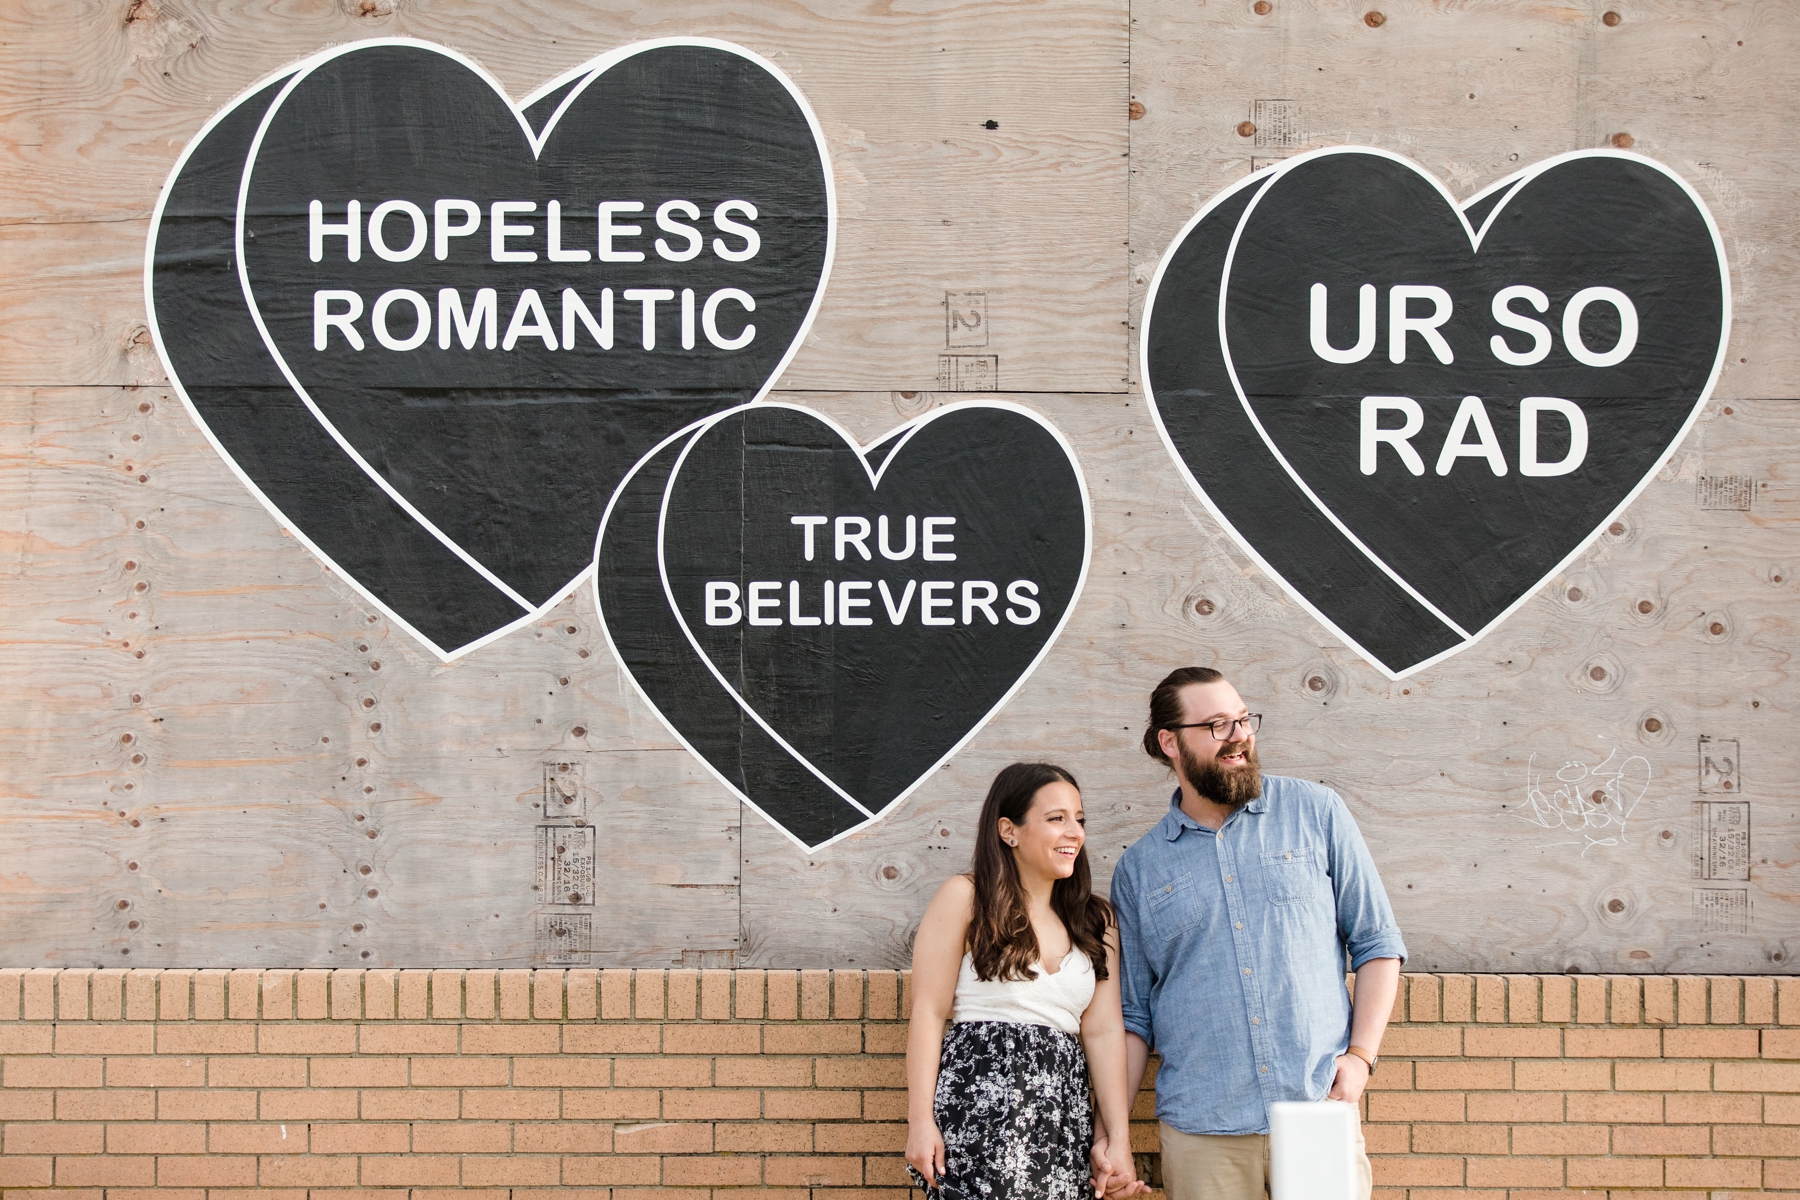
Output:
[1167, 714, 1262, 741]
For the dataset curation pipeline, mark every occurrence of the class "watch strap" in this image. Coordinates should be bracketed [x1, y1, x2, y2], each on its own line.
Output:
[1345, 1045, 1378, 1073]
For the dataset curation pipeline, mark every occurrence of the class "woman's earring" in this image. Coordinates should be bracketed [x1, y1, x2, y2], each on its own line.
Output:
[1006, 839, 1017, 847]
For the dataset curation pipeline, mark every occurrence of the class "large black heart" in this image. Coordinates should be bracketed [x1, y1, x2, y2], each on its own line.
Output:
[595, 403, 1091, 850]
[147, 38, 832, 657]
[1145, 149, 1728, 677]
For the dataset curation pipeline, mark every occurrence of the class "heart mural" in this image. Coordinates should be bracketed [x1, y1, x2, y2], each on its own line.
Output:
[594, 402, 1091, 850]
[1142, 148, 1729, 678]
[146, 38, 834, 658]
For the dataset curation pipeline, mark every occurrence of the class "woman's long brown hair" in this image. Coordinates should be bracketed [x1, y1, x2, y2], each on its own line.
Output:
[967, 762, 1113, 982]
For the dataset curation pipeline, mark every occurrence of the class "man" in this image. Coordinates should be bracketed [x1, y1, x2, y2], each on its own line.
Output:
[1106, 666, 1405, 1200]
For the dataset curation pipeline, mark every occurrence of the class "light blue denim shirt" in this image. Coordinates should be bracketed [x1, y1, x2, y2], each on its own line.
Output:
[1112, 776, 1407, 1136]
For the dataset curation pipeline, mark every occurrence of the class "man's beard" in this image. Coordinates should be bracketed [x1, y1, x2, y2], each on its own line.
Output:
[1179, 737, 1263, 808]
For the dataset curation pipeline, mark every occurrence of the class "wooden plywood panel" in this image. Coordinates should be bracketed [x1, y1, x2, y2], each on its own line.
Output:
[0, 0, 1129, 392]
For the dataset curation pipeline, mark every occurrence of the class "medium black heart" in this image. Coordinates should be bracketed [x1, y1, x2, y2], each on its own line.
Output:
[150, 38, 832, 657]
[1146, 149, 1728, 677]
[596, 403, 1090, 849]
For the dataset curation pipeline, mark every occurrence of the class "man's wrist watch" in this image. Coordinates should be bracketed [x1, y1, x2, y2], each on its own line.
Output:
[1345, 1045, 1378, 1074]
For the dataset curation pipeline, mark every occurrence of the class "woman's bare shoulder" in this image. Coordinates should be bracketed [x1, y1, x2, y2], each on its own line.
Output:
[932, 872, 976, 911]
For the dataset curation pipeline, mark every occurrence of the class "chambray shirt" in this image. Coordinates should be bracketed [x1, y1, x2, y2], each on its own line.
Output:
[1112, 776, 1406, 1136]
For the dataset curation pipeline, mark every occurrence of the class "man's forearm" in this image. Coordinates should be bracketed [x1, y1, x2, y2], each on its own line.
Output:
[1349, 957, 1401, 1054]
[1122, 1031, 1151, 1128]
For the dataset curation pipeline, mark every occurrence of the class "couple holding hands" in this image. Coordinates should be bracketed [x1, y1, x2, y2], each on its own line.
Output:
[906, 666, 1408, 1200]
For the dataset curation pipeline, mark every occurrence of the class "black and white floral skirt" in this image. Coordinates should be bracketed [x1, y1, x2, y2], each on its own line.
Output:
[909, 1019, 1094, 1200]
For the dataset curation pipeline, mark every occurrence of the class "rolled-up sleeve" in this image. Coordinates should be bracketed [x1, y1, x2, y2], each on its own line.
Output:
[1326, 791, 1408, 969]
[1113, 856, 1157, 1047]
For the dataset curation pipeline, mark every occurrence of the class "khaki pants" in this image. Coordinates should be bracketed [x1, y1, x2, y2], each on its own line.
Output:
[1159, 1121, 1371, 1200]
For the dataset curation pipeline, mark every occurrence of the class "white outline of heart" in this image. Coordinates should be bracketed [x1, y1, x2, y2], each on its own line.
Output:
[590, 399, 1094, 853]
[144, 36, 836, 661]
[1140, 146, 1730, 681]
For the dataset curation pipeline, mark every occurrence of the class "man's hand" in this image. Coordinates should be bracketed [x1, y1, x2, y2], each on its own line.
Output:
[1327, 1052, 1371, 1105]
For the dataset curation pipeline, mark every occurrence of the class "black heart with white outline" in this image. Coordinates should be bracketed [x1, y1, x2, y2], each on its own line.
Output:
[146, 38, 833, 658]
[1143, 148, 1728, 678]
[595, 402, 1091, 851]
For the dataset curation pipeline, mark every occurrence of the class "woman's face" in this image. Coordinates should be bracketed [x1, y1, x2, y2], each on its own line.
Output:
[1001, 780, 1086, 881]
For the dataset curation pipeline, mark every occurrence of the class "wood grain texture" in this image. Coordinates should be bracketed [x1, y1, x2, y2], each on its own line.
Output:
[0, 0, 1129, 392]
[0, 0, 1796, 969]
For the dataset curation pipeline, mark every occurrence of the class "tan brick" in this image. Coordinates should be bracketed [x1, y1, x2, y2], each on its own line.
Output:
[562, 1088, 660, 1120]
[1717, 1060, 1800, 1091]
[1566, 1156, 1662, 1187]
[800, 970, 832, 1020]
[1564, 1027, 1660, 1057]
[1405, 974, 1439, 1022]
[511, 1188, 614, 1200]
[510, 1121, 607, 1153]
[4, 1055, 103, 1088]
[208, 1055, 308, 1088]
[666, 968, 699, 1020]
[1415, 1060, 1512, 1091]
[54, 969, 91, 1020]
[257, 1024, 357, 1056]
[359, 1023, 458, 1056]
[1368, 1091, 1463, 1122]
[1469, 1091, 1563, 1122]
[1439, 974, 1473, 1022]
[203, 1122, 305, 1154]
[0, 1025, 51, 1054]
[1710, 974, 1743, 1023]
[104, 1056, 206, 1088]
[1540, 975, 1572, 1023]
[329, 969, 363, 1019]
[1669, 1091, 1759, 1122]
[864, 1087, 908, 1119]
[293, 971, 329, 1021]
[1765, 1028, 1800, 1059]
[737, 969, 767, 1019]
[531, 969, 565, 1021]
[1609, 975, 1642, 1024]
[0, 968, 21, 1021]
[768, 1153, 862, 1186]
[158, 969, 193, 1021]
[259, 969, 294, 1021]
[308, 1055, 407, 1088]
[430, 969, 464, 1019]
[155, 1154, 256, 1187]
[1369, 1154, 1462, 1186]
[1769, 1158, 1800, 1188]
[157, 1024, 254, 1057]
[562, 1153, 660, 1185]
[1677, 975, 1708, 1024]
[1380, 1026, 1461, 1057]
[396, 970, 431, 1020]
[193, 970, 232, 1020]
[91, 969, 128, 1022]
[255, 1153, 359, 1187]
[663, 1023, 760, 1055]
[462, 1023, 558, 1055]
[1510, 1123, 1608, 1155]
[612, 1120, 712, 1153]
[1505, 975, 1540, 1023]
[818, 1057, 905, 1088]
[410, 1055, 511, 1087]
[361, 1154, 463, 1186]
[1513, 1059, 1610, 1090]
[464, 968, 498, 1020]
[768, 970, 800, 1020]
[0, 1155, 53, 1187]
[1768, 1092, 1800, 1121]
[634, 969, 665, 1020]
[1613, 1123, 1708, 1155]
[7, 1121, 104, 1153]
[54, 1153, 156, 1186]
[1666, 1157, 1761, 1188]
[1714, 1123, 1800, 1155]
[257, 1088, 359, 1120]
[716, 1122, 815, 1153]
[1361, 1123, 1408, 1154]
[766, 1023, 861, 1055]
[56, 1024, 152, 1056]
[227, 968, 263, 1019]
[866, 1156, 917, 1185]
[1664, 1027, 1758, 1058]
[599, 968, 633, 1020]
[869, 972, 902, 1022]
[663, 1087, 762, 1119]
[55, 1088, 150, 1121]
[865, 1025, 906, 1055]
[1363, 1059, 1411, 1088]
[124, 969, 159, 1022]
[1465, 1156, 1564, 1187]
[515, 1055, 610, 1088]
[462, 1087, 560, 1120]
[1464, 1027, 1561, 1057]
[765, 1089, 862, 1120]
[411, 1120, 513, 1153]
[107, 1121, 206, 1154]
[1616, 1059, 1711, 1090]
[306, 1121, 409, 1154]
[614, 1056, 710, 1087]
[564, 1024, 660, 1055]
[360, 1087, 459, 1120]
[1565, 1092, 1660, 1122]
[155, 1089, 256, 1121]
[1574, 975, 1607, 1023]
[1472, 974, 1505, 1022]
[1644, 975, 1676, 1024]
[1411, 1123, 1507, 1154]
[566, 968, 599, 1021]
[1744, 975, 1777, 1025]
[665, 1154, 764, 1185]
[463, 1153, 561, 1186]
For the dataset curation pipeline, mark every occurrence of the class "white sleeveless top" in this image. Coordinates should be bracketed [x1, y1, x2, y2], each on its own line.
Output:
[951, 947, 1096, 1035]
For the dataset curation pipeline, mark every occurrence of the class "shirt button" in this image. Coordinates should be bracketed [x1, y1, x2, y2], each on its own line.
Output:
[1285, 852, 1292, 860]
[1243, 968, 1252, 975]
[1253, 1017, 1261, 1025]
[1259, 1065, 1268, 1074]
[1235, 922, 1242, 930]
[1225, 875, 1233, 882]
[1165, 886, 1172, 893]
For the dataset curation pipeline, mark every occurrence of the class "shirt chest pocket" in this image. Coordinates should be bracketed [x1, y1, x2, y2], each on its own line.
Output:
[1264, 847, 1326, 905]
[1147, 872, 1206, 940]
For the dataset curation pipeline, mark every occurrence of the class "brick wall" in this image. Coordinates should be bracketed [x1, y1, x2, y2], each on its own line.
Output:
[0, 968, 1795, 1197]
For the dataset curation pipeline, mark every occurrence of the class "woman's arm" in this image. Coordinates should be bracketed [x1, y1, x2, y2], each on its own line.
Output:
[905, 875, 975, 1187]
[1081, 922, 1150, 1198]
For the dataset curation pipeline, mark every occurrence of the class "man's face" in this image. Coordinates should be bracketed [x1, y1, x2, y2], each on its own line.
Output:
[1163, 681, 1262, 807]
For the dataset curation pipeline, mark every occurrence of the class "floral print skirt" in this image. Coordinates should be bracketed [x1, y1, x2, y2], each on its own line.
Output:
[909, 1019, 1094, 1200]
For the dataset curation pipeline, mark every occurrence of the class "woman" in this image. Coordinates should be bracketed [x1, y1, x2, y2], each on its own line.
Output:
[906, 762, 1149, 1200]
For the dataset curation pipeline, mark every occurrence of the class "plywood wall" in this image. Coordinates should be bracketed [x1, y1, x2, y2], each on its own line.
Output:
[1, 0, 1793, 971]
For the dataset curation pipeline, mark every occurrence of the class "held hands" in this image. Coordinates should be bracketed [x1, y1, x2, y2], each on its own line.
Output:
[905, 1119, 946, 1190]
[1089, 1133, 1152, 1199]
[1327, 1052, 1372, 1105]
